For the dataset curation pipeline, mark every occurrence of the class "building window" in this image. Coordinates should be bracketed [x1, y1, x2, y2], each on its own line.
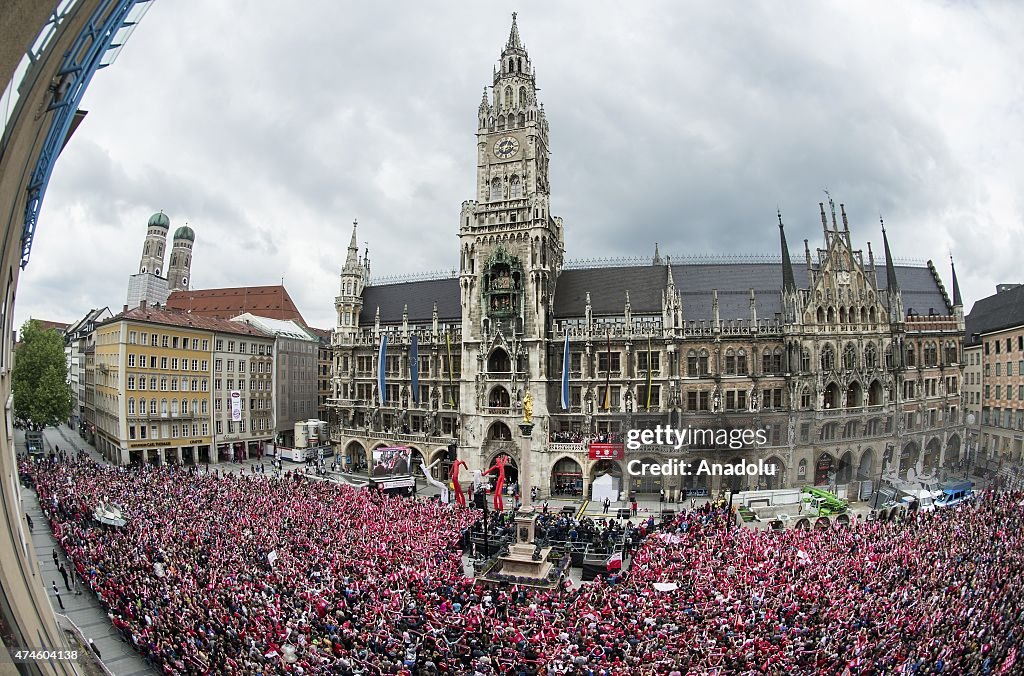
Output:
[597, 352, 621, 373]
[821, 344, 835, 371]
[638, 351, 660, 372]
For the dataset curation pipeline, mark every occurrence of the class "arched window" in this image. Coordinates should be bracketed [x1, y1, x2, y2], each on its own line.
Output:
[518, 86, 527, 106]
[843, 343, 857, 370]
[864, 343, 878, 369]
[509, 175, 522, 198]
[490, 177, 502, 201]
[821, 344, 835, 371]
[737, 349, 748, 375]
[816, 307, 825, 324]
[171, 400, 179, 415]
[161, 399, 169, 415]
[488, 348, 511, 373]
[149, 400, 158, 415]
[801, 348, 811, 372]
[128, 399, 135, 415]
[906, 344, 916, 367]
[497, 115, 506, 131]
[504, 86, 513, 108]
[826, 307, 836, 324]
[516, 112, 525, 127]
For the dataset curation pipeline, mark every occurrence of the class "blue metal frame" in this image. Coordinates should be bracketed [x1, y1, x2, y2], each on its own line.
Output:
[20, 0, 152, 269]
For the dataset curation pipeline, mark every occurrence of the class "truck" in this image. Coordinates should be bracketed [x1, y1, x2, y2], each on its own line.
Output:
[801, 486, 848, 516]
[934, 480, 975, 509]
[25, 431, 44, 458]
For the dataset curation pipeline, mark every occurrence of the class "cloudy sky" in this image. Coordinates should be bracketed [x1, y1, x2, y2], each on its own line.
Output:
[15, 0, 1024, 331]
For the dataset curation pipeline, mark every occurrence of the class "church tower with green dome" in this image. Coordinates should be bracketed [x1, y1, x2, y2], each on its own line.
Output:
[127, 211, 197, 309]
[167, 224, 195, 292]
[139, 210, 169, 276]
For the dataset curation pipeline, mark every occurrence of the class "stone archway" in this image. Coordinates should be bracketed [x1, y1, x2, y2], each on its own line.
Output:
[763, 456, 786, 490]
[345, 440, 367, 472]
[836, 450, 854, 484]
[923, 437, 941, 473]
[824, 383, 841, 409]
[944, 435, 961, 470]
[857, 448, 875, 481]
[900, 441, 919, 476]
[428, 448, 451, 482]
[486, 452, 519, 485]
[487, 421, 513, 441]
[589, 459, 624, 502]
[814, 453, 834, 486]
[551, 456, 583, 496]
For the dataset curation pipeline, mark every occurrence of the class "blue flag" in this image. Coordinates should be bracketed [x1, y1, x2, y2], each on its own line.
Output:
[378, 334, 388, 405]
[410, 335, 420, 405]
[561, 330, 570, 410]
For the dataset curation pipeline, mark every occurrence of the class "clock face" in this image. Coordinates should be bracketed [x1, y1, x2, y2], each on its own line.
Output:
[493, 136, 520, 159]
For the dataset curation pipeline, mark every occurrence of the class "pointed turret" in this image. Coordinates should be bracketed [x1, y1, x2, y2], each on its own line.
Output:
[778, 211, 796, 294]
[652, 243, 663, 266]
[665, 257, 676, 290]
[950, 255, 963, 308]
[343, 219, 360, 273]
[506, 12, 523, 51]
[881, 218, 899, 292]
[881, 217, 904, 323]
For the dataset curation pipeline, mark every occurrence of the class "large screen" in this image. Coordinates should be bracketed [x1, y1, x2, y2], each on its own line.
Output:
[371, 446, 412, 478]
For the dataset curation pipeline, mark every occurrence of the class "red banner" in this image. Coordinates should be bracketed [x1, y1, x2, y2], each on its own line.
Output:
[588, 443, 624, 460]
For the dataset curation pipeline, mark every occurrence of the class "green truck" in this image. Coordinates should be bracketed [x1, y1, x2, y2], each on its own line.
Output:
[801, 486, 848, 516]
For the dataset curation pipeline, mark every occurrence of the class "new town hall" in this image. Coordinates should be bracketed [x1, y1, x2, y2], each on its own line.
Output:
[327, 16, 965, 500]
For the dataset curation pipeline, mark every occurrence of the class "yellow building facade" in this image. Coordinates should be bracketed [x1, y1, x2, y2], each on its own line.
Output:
[94, 305, 274, 465]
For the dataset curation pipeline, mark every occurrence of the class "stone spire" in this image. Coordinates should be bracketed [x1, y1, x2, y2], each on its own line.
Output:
[506, 12, 523, 51]
[778, 211, 796, 294]
[950, 255, 963, 308]
[343, 219, 360, 273]
[652, 242, 662, 266]
[881, 218, 899, 292]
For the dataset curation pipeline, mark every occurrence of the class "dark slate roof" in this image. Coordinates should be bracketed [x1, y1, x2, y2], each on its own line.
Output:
[553, 263, 950, 320]
[965, 285, 1024, 345]
[359, 278, 461, 325]
[354, 263, 951, 325]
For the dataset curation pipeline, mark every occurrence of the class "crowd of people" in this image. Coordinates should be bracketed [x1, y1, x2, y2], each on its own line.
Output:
[548, 432, 623, 445]
[22, 455, 1024, 675]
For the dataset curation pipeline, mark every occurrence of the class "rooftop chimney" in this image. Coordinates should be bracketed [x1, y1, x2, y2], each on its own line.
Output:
[140, 300, 147, 310]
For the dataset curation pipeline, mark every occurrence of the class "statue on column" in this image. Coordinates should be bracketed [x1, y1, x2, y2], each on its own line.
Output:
[522, 391, 533, 424]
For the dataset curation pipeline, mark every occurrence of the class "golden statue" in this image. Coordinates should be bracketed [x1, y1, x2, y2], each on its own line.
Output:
[522, 391, 533, 424]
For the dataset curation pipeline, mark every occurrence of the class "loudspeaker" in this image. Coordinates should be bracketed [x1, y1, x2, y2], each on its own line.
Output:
[447, 443, 457, 461]
[617, 508, 631, 519]
[473, 490, 487, 510]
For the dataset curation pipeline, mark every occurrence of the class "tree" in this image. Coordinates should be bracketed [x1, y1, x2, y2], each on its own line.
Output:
[13, 320, 71, 427]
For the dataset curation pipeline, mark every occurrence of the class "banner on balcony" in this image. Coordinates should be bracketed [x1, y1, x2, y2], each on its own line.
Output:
[589, 443, 624, 460]
[230, 390, 242, 422]
[410, 335, 419, 405]
[378, 334, 388, 405]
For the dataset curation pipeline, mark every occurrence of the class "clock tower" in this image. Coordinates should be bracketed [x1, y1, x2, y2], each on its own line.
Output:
[457, 14, 564, 494]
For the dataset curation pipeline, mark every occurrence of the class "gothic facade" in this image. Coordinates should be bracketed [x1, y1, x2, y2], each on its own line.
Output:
[328, 16, 966, 500]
